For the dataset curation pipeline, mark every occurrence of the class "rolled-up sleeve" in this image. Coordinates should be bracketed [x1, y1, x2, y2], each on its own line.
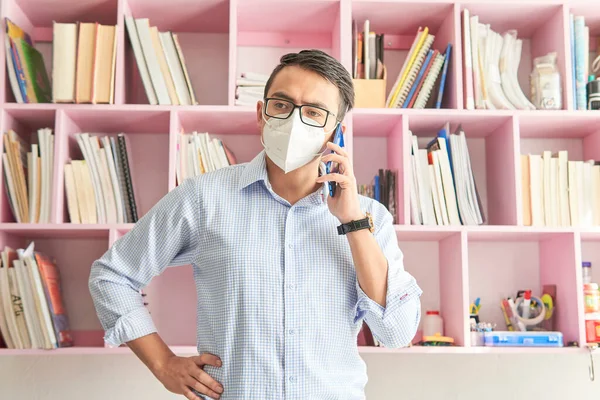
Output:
[89, 178, 201, 347]
[354, 205, 422, 349]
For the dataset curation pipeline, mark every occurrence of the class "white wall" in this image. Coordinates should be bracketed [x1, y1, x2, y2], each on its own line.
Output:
[2, 351, 600, 399]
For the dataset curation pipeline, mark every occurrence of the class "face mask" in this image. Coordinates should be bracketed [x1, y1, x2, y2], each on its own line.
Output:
[261, 108, 333, 174]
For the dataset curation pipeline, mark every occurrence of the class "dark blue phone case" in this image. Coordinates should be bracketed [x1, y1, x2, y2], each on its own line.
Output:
[326, 125, 344, 197]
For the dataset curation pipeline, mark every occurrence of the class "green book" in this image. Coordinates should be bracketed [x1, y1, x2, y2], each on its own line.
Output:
[15, 38, 51, 103]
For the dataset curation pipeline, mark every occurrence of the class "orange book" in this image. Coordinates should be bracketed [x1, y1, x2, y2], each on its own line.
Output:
[34, 252, 74, 347]
[75, 22, 98, 103]
[521, 155, 532, 226]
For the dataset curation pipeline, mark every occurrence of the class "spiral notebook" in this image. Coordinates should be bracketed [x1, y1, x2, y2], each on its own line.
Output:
[389, 31, 435, 108]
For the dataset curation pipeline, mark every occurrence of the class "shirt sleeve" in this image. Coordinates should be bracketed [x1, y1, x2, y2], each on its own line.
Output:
[88, 178, 201, 347]
[354, 204, 423, 349]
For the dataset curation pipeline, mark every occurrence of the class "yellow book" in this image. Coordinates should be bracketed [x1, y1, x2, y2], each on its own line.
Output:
[387, 26, 429, 107]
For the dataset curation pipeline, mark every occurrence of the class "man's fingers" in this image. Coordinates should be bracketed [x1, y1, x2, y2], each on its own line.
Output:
[321, 153, 352, 176]
[185, 377, 222, 399]
[192, 353, 222, 368]
[316, 173, 353, 187]
[183, 387, 201, 400]
[189, 368, 224, 396]
[326, 141, 348, 158]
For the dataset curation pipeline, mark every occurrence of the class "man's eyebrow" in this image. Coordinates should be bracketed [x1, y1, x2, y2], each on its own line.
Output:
[270, 91, 330, 110]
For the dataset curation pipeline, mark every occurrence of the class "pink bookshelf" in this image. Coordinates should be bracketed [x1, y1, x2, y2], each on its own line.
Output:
[1, 0, 599, 357]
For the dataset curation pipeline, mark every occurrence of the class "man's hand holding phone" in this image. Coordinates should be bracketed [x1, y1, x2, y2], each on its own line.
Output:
[317, 134, 364, 225]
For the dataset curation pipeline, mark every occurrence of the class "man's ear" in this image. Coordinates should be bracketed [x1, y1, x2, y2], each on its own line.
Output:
[256, 100, 264, 130]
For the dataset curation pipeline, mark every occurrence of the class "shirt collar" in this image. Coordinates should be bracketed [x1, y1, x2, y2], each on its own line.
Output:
[238, 151, 326, 206]
[238, 150, 270, 191]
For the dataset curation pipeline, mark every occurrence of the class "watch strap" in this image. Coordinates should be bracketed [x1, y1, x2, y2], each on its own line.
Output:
[337, 214, 373, 235]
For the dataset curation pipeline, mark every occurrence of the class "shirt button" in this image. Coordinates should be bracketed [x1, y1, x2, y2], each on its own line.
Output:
[287, 284, 296, 290]
[287, 243, 293, 249]
[289, 376, 296, 382]
[289, 329, 295, 335]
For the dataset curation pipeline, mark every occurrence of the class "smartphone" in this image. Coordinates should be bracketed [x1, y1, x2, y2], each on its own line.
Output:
[325, 124, 344, 197]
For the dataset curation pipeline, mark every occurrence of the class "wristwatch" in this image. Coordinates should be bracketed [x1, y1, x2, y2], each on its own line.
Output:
[337, 212, 374, 235]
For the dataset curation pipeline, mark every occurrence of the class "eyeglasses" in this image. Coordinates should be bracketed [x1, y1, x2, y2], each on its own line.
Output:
[263, 97, 338, 130]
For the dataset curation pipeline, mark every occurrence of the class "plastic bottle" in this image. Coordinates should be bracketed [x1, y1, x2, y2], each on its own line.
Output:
[530, 52, 562, 110]
[583, 261, 592, 284]
[423, 310, 444, 337]
[584, 283, 600, 314]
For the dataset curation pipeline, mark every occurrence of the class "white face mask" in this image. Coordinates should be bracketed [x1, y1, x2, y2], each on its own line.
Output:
[261, 108, 333, 174]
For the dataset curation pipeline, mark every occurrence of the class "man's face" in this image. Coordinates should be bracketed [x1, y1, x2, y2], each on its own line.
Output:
[257, 65, 342, 145]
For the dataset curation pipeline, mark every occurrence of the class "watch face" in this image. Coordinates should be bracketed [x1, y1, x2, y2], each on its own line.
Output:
[366, 212, 375, 233]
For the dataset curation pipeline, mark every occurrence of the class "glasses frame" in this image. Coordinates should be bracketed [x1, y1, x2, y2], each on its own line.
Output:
[263, 97, 338, 129]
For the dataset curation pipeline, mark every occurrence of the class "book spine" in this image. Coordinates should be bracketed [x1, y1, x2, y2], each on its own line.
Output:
[574, 16, 586, 110]
[117, 134, 138, 222]
[9, 38, 29, 103]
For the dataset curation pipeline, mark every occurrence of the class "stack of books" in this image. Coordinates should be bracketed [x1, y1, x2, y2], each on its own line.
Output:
[352, 20, 385, 80]
[386, 27, 452, 109]
[0, 242, 73, 350]
[4, 18, 51, 103]
[358, 169, 398, 224]
[176, 132, 237, 185]
[521, 152, 600, 227]
[235, 72, 268, 106]
[2, 129, 54, 223]
[461, 9, 536, 110]
[64, 133, 138, 224]
[52, 21, 117, 104]
[409, 123, 485, 226]
[125, 17, 197, 106]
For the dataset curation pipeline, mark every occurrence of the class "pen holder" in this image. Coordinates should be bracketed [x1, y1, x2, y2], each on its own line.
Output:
[353, 66, 387, 108]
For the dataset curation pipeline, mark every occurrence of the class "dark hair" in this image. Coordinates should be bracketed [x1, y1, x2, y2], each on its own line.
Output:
[263, 49, 355, 121]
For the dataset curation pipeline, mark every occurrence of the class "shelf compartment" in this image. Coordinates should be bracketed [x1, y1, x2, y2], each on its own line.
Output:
[517, 114, 600, 227]
[0, 107, 57, 223]
[351, 1, 458, 108]
[352, 112, 406, 223]
[467, 231, 580, 346]
[0, 228, 110, 349]
[234, 0, 343, 105]
[112, 227, 197, 347]
[1, 0, 119, 104]
[458, 2, 568, 110]
[395, 231, 467, 347]
[122, 0, 230, 106]
[55, 108, 171, 223]
[518, 113, 600, 160]
[407, 113, 518, 225]
[566, 3, 600, 111]
[171, 108, 263, 186]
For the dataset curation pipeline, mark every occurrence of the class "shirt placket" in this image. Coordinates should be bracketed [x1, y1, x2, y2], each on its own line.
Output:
[283, 205, 301, 398]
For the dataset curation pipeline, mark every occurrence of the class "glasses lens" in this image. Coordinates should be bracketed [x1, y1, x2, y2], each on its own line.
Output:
[266, 99, 293, 118]
[300, 106, 329, 128]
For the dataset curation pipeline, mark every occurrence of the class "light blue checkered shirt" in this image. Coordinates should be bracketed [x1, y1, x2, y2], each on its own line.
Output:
[89, 150, 422, 400]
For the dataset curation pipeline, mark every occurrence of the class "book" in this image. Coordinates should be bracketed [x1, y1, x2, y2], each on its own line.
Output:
[125, 16, 157, 105]
[176, 132, 238, 185]
[92, 24, 117, 104]
[52, 22, 77, 103]
[1, 129, 54, 224]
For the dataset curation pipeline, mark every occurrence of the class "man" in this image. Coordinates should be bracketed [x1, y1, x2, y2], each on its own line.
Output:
[89, 49, 422, 400]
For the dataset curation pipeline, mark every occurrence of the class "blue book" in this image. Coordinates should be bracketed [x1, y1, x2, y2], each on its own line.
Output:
[435, 44, 452, 109]
[402, 50, 434, 108]
[374, 175, 380, 202]
[574, 16, 586, 110]
[570, 14, 577, 109]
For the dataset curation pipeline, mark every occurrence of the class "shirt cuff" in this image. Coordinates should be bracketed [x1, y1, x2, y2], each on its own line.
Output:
[103, 306, 157, 347]
[354, 268, 422, 323]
